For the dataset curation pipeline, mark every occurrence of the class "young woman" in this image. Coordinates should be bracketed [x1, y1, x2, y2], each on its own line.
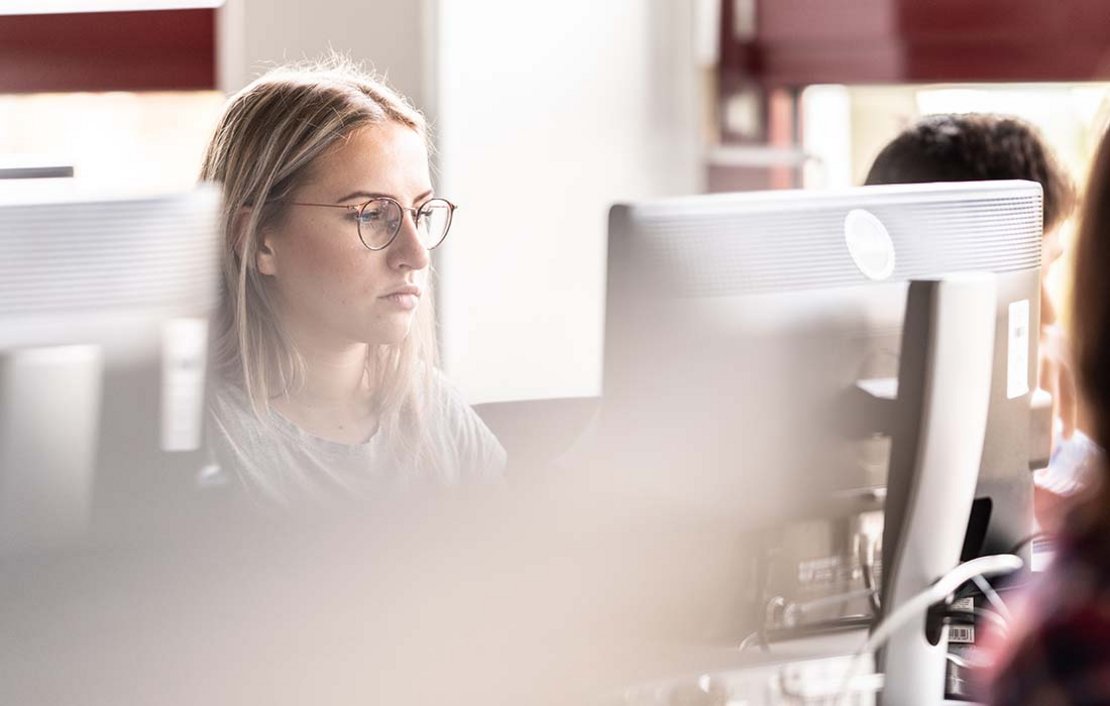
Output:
[200, 59, 504, 503]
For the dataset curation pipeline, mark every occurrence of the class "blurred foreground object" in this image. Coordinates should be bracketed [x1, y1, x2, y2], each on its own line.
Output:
[0, 184, 221, 552]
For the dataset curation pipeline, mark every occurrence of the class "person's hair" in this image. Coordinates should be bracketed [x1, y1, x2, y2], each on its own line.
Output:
[865, 113, 1076, 233]
[199, 56, 439, 458]
[1072, 129, 1110, 458]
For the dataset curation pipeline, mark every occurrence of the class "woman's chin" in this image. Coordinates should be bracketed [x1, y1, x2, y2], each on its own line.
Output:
[367, 320, 415, 347]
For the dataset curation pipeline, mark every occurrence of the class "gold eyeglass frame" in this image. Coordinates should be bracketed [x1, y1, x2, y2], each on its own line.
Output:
[287, 196, 456, 251]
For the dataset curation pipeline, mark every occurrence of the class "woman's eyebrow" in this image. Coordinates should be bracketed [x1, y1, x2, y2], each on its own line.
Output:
[335, 190, 390, 203]
[336, 189, 435, 205]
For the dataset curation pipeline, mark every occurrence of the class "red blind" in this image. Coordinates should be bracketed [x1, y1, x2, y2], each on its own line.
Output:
[0, 9, 215, 93]
[723, 0, 1110, 86]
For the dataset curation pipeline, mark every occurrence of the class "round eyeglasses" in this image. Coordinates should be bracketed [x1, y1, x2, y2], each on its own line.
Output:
[287, 196, 456, 251]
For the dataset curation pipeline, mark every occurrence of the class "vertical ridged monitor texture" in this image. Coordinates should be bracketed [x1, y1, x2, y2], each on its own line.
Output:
[0, 192, 220, 315]
[630, 192, 1041, 297]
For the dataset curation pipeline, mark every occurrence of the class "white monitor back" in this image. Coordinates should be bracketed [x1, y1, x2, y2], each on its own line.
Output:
[603, 181, 1041, 541]
[0, 185, 221, 552]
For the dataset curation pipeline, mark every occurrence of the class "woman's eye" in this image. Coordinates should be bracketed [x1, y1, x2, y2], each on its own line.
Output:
[358, 209, 385, 223]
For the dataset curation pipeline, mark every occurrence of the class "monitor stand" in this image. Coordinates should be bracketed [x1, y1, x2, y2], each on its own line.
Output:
[879, 274, 997, 706]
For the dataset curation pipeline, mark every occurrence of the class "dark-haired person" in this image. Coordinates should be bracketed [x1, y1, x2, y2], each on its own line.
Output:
[867, 113, 1087, 531]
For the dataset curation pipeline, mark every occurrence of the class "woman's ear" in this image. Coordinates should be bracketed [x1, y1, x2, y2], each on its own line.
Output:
[255, 230, 279, 276]
[231, 206, 278, 276]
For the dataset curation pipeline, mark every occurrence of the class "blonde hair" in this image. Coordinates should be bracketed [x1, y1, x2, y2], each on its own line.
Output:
[200, 57, 439, 468]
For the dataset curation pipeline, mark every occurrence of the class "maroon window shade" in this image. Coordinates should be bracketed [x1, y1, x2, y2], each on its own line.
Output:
[0, 9, 215, 94]
[722, 0, 1110, 86]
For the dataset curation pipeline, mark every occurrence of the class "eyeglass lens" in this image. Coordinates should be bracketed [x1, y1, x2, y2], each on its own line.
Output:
[356, 198, 452, 250]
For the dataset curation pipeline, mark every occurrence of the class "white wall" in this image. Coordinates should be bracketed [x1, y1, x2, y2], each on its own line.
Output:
[217, 0, 429, 104]
[434, 0, 703, 402]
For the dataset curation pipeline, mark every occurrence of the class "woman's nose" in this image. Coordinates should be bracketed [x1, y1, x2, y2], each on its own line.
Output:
[387, 212, 431, 271]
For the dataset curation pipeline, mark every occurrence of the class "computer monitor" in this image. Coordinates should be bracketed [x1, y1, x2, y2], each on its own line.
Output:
[602, 181, 1042, 700]
[0, 184, 221, 552]
[604, 179, 1039, 542]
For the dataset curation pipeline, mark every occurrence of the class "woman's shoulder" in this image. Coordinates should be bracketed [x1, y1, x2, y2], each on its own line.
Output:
[420, 371, 506, 482]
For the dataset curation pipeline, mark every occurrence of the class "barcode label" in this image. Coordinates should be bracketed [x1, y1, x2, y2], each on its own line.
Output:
[949, 625, 975, 643]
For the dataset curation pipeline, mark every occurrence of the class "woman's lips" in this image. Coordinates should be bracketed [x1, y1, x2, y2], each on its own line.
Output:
[380, 285, 422, 310]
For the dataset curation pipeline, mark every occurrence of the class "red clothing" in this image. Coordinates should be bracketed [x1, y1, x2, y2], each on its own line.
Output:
[986, 528, 1110, 705]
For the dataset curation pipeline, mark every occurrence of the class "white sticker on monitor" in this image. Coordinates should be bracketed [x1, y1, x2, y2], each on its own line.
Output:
[1007, 299, 1030, 399]
[161, 318, 209, 452]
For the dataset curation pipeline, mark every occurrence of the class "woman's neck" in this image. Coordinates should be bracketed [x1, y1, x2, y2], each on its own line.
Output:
[272, 339, 381, 444]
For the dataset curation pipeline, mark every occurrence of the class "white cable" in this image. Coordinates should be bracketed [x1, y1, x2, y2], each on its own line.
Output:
[971, 607, 1009, 635]
[860, 554, 1023, 656]
[741, 588, 877, 653]
[836, 553, 1024, 705]
[972, 573, 1013, 623]
[946, 649, 989, 671]
[737, 631, 762, 652]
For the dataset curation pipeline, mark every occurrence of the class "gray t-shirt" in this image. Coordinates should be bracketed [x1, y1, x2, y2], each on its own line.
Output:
[205, 377, 505, 505]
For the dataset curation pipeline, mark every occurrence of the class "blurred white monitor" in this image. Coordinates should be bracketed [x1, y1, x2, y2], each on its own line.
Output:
[0, 184, 221, 552]
[602, 180, 1043, 702]
[603, 180, 1041, 559]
